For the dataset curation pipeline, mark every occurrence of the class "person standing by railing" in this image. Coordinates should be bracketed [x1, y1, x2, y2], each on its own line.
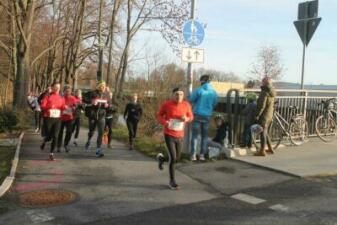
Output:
[254, 76, 276, 156]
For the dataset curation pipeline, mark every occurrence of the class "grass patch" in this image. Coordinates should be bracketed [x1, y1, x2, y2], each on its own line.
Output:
[0, 146, 15, 185]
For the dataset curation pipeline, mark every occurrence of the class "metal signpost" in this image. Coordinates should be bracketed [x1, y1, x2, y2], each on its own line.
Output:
[294, 0, 321, 89]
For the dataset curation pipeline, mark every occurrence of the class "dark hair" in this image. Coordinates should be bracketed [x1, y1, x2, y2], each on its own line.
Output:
[172, 87, 183, 93]
[200, 74, 211, 83]
[51, 80, 60, 86]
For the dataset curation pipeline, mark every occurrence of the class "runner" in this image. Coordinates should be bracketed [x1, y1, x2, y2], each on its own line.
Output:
[84, 80, 111, 157]
[40, 81, 65, 161]
[57, 85, 78, 153]
[72, 89, 83, 146]
[105, 89, 117, 149]
[123, 93, 142, 150]
[38, 86, 52, 138]
[156, 87, 193, 190]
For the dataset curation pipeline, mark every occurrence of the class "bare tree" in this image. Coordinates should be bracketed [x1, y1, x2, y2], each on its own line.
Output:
[250, 45, 285, 81]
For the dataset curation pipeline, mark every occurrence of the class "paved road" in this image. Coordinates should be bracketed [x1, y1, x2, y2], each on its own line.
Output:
[0, 130, 336, 225]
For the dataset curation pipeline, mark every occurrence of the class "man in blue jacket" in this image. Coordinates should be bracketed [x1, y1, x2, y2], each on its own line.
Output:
[189, 75, 218, 161]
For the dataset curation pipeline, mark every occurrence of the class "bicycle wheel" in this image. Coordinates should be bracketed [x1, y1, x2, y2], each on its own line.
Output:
[269, 120, 283, 149]
[289, 118, 308, 146]
[315, 115, 337, 142]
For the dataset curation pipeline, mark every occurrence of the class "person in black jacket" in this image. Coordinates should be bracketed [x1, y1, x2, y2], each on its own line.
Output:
[83, 81, 111, 157]
[105, 88, 117, 149]
[124, 93, 142, 150]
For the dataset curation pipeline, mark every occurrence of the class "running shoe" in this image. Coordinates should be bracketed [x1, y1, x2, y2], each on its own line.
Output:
[156, 153, 165, 170]
[40, 142, 45, 151]
[96, 148, 104, 158]
[85, 141, 90, 150]
[168, 180, 179, 190]
[190, 154, 197, 161]
[64, 145, 70, 153]
[199, 154, 206, 161]
[49, 154, 55, 161]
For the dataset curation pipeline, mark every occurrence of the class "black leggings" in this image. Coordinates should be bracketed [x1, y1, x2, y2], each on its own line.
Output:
[126, 119, 138, 145]
[88, 117, 105, 148]
[44, 118, 61, 153]
[34, 111, 41, 130]
[58, 120, 74, 148]
[72, 117, 81, 139]
[164, 135, 183, 182]
[105, 118, 113, 145]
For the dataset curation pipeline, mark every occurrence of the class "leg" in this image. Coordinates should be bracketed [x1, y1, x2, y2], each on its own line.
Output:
[126, 120, 135, 148]
[106, 118, 113, 146]
[57, 121, 65, 149]
[191, 119, 201, 157]
[50, 119, 61, 154]
[133, 120, 138, 138]
[164, 135, 177, 182]
[96, 117, 105, 149]
[200, 118, 210, 157]
[34, 111, 39, 130]
[64, 120, 74, 147]
[87, 118, 96, 142]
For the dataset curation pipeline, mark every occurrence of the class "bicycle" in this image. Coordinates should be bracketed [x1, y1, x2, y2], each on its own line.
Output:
[315, 98, 337, 142]
[252, 102, 308, 150]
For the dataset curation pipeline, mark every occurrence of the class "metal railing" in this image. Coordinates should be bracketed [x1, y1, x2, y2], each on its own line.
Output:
[221, 88, 337, 147]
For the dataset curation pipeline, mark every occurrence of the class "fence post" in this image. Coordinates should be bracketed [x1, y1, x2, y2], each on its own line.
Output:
[303, 90, 308, 120]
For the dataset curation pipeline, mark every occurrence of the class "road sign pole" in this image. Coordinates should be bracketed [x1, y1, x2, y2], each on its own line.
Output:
[185, 0, 195, 155]
[300, 42, 306, 90]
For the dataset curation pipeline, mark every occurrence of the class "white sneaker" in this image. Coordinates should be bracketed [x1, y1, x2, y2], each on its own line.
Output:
[190, 154, 197, 161]
[199, 154, 206, 161]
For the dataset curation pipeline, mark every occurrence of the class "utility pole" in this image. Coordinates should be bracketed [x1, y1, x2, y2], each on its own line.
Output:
[185, 0, 195, 154]
[97, 0, 104, 81]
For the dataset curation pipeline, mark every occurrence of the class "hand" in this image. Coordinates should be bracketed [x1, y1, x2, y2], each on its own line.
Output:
[104, 103, 109, 108]
[180, 116, 186, 122]
[165, 120, 170, 127]
[93, 100, 98, 106]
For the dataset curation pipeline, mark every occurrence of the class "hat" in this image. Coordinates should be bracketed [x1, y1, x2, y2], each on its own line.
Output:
[96, 80, 106, 88]
[172, 87, 183, 93]
[200, 74, 211, 83]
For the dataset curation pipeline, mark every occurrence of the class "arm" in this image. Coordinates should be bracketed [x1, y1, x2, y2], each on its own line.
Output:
[256, 92, 267, 120]
[123, 104, 129, 119]
[139, 104, 143, 118]
[188, 89, 199, 104]
[40, 95, 49, 111]
[156, 102, 168, 126]
[185, 103, 194, 123]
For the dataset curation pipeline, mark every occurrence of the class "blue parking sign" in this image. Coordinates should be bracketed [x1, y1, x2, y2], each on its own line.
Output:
[183, 20, 205, 47]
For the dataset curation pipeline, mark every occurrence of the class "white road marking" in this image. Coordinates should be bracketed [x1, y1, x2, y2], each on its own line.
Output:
[231, 193, 266, 205]
[26, 210, 54, 223]
[269, 204, 289, 212]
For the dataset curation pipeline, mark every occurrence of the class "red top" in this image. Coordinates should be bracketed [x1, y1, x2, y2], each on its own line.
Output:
[156, 100, 193, 138]
[61, 95, 79, 121]
[41, 92, 65, 118]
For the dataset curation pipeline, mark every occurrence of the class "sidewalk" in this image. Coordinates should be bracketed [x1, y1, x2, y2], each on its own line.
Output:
[234, 138, 337, 177]
[0, 129, 217, 225]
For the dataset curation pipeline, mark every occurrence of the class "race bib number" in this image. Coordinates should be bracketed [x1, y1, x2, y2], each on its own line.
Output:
[49, 109, 61, 118]
[62, 107, 73, 115]
[168, 119, 184, 131]
[93, 99, 107, 105]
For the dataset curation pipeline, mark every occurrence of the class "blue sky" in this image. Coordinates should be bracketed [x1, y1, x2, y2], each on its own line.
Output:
[134, 0, 337, 85]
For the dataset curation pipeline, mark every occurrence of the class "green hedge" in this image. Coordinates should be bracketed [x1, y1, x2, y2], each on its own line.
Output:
[0, 108, 32, 133]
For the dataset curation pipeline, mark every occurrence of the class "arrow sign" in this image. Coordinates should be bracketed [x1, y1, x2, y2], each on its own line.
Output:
[182, 47, 204, 63]
[294, 17, 321, 46]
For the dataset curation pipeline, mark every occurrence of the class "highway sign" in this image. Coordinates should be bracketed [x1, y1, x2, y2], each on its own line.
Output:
[183, 20, 205, 47]
[182, 47, 204, 63]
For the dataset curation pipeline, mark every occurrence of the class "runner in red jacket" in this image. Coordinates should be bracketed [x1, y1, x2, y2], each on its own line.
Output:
[40, 81, 65, 161]
[156, 87, 193, 190]
[57, 86, 79, 153]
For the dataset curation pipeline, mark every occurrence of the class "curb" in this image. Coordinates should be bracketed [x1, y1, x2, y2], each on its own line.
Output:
[0, 132, 24, 198]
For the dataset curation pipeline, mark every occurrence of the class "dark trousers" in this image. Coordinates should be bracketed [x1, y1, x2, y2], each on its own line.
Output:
[242, 124, 253, 148]
[88, 117, 105, 148]
[126, 119, 138, 145]
[105, 118, 113, 145]
[41, 116, 48, 137]
[260, 122, 272, 151]
[72, 117, 81, 139]
[58, 120, 74, 148]
[34, 111, 41, 130]
[164, 135, 183, 182]
[44, 118, 61, 153]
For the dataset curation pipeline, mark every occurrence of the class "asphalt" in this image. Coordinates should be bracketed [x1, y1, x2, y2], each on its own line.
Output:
[1, 129, 337, 225]
[233, 137, 337, 177]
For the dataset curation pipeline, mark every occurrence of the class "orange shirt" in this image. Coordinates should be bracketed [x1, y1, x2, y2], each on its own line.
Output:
[156, 100, 193, 138]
